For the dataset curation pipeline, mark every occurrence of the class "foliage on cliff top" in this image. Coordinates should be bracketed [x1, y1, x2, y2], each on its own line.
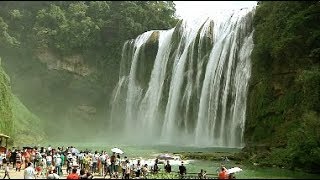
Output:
[0, 1, 178, 57]
[245, 1, 320, 173]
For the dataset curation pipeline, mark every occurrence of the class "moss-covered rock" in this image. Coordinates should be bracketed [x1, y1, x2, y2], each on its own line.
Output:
[243, 1, 320, 173]
[0, 58, 45, 146]
[0, 58, 14, 139]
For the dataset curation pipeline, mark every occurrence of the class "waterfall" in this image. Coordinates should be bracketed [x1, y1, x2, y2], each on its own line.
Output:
[110, 8, 255, 147]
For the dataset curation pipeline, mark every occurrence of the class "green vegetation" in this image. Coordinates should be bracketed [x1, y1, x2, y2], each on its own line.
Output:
[0, 1, 178, 141]
[174, 152, 239, 161]
[244, 1, 320, 173]
[0, 60, 13, 138]
[0, 61, 45, 145]
[11, 94, 46, 145]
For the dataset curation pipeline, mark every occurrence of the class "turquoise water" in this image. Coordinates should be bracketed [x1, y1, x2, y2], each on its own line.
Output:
[44, 142, 319, 179]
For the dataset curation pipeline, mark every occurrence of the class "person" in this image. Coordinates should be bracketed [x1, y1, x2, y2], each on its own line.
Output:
[153, 158, 159, 174]
[54, 154, 62, 176]
[47, 169, 59, 179]
[86, 172, 93, 179]
[179, 161, 186, 179]
[60, 153, 65, 170]
[142, 164, 149, 177]
[124, 160, 130, 179]
[198, 169, 205, 179]
[229, 172, 236, 179]
[218, 167, 229, 179]
[203, 170, 207, 179]
[91, 151, 98, 174]
[16, 151, 22, 172]
[79, 169, 86, 179]
[121, 156, 127, 178]
[24, 162, 36, 179]
[110, 152, 116, 176]
[0, 153, 3, 170]
[3, 162, 11, 179]
[135, 160, 142, 178]
[164, 160, 171, 173]
[66, 168, 79, 179]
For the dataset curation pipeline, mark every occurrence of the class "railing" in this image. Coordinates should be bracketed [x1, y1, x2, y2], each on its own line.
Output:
[144, 171, 218, 179]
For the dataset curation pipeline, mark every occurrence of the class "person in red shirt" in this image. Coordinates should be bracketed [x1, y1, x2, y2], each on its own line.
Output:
[218, 167, 229, 179]
[67, 168, 80, 179]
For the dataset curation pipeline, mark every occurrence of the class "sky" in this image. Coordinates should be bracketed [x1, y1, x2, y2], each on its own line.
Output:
[174, 1, 257, 19]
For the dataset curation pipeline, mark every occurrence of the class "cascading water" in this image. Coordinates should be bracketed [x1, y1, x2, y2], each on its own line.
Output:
[110, 8, 255, 148]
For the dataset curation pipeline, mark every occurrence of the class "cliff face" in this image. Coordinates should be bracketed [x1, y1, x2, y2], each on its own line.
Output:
[0, 59, 45, 145]
[35, 49, 95, 77]
[243, 1, 320, 173]
[0, 47, 107, 142]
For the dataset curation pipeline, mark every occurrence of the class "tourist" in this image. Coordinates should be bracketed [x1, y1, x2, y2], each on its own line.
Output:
[135, 159, 142, 178]
[66, 168, 80, 179]
[54, 153, 62, 176]
[9, 149, 16, 169]
[3, 162, 11, 179]
[0, 152, 3, 170]
[60, 153, 65, 170]
[124, 160, 130, 179]
[121, 157, 127, 178]
[142, 164, 149, 177]
[203, 170, 207, 179]
[198, 169, 205, 179]
[229, 172, 236, 179]
[47, 169, 59, 179]
[41, 154, 47, 177]
[153, 158, 159, 174]
[91, 151, 98, 174]
[179, 161, 186, 179]
[16, 150, 22, 172]
[24, 162, 36, 179]
[110, 152, 116, 176]
[164, 160, 171, 173]
[86, 172, 94, 179]
[66, 152, 73, 174]
[218, 167, 229, 179]
[46, 152, 52, 168]
[79, 169, 86, 179]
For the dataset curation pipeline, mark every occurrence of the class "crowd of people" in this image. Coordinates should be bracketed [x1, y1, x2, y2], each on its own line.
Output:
[0, 145, 236, 179]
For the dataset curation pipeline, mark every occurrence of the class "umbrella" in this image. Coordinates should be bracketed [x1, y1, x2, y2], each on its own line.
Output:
[111, 147, 124, 154]
[157, 154, 174, 160]
[227, 167, 243, 174]
[71, 148, 80, 154]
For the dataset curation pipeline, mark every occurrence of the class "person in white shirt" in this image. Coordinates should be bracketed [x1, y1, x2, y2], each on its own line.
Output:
[54, 154, 62, 176]
[47, 169, 59, 179]
[0, 153, 3, 170]
[24, 162, 36, 179]
[46, 155, 52, 167]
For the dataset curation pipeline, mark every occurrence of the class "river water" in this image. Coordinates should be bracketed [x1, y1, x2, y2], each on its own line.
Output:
[46, 142, 319, 179]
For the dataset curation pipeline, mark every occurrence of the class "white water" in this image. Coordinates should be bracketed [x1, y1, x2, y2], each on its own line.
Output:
[110, 8, 255, 148]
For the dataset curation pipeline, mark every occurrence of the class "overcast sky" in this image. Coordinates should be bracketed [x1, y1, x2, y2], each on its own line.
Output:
[174, 1, 257, 19]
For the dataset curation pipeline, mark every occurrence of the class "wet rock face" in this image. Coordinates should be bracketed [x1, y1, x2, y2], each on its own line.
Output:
[35, 49, 95, 76]
[135, 31, 159, 89]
